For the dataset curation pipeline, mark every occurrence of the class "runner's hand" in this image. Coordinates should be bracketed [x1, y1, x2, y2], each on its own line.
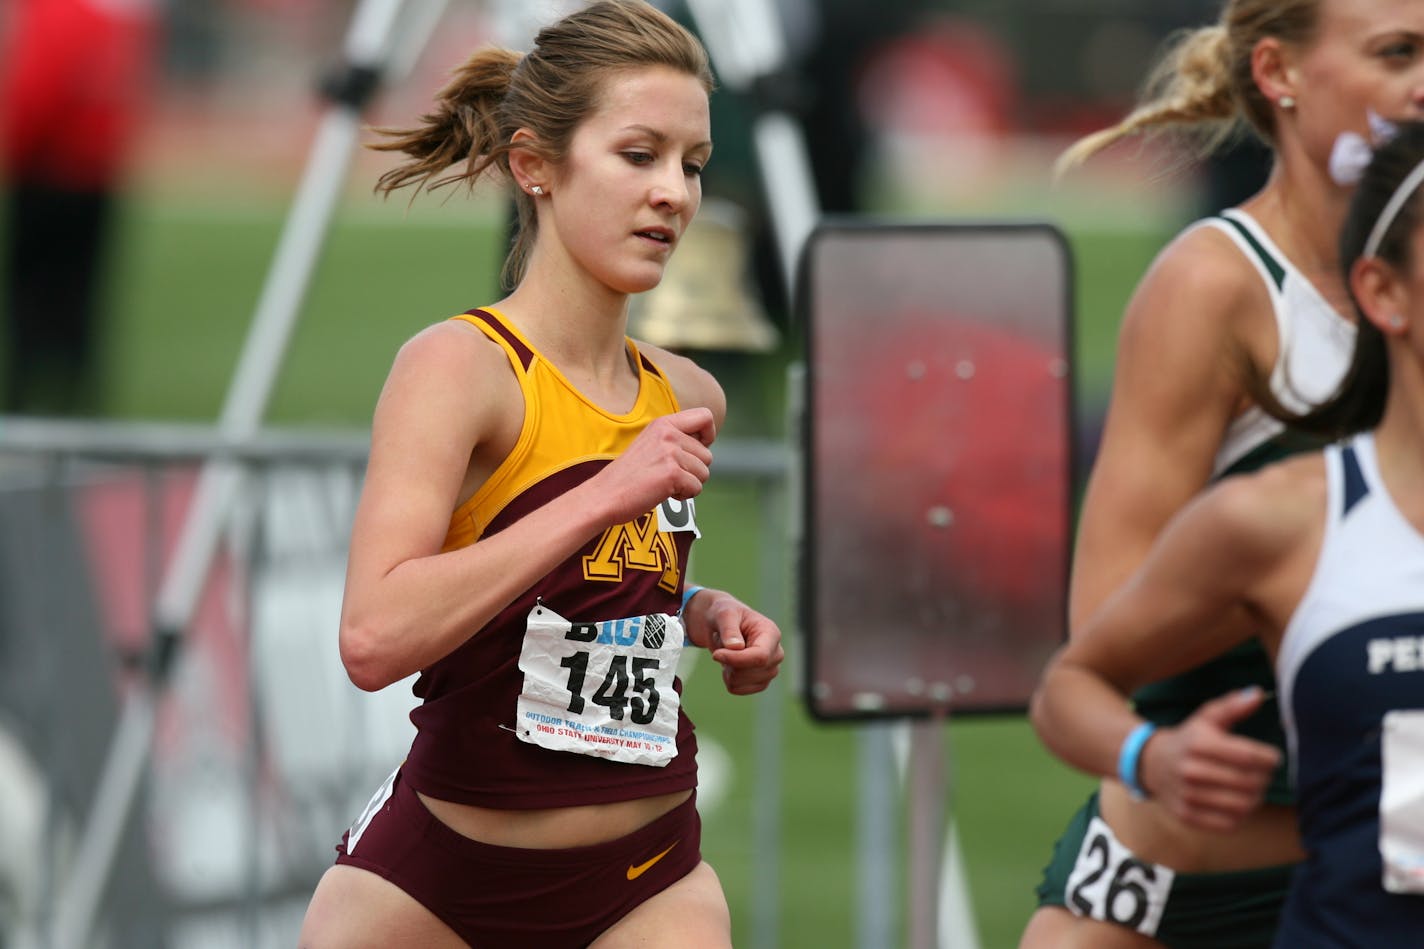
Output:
[1139, 686, 1281, 832]
[591, 408, 716, 526]
[683, 589, 784, 695]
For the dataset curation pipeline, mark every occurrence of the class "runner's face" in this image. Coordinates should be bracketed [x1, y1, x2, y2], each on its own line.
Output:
[1285, 0, 1424, 163]
[546, 66, 711, 296]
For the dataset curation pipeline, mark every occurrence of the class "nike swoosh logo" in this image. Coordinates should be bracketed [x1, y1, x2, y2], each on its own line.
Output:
[626, 841, 679, 881]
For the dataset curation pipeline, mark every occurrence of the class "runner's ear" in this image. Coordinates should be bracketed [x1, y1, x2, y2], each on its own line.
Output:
[1350, 255, 1406, 334]
[1250, 36, 1299, 112]
[508, 128, 551, 195]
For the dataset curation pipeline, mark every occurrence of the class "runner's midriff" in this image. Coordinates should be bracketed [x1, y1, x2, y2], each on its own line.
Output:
[418, 788, 693, 849]
[1100, 782, 1304, 872]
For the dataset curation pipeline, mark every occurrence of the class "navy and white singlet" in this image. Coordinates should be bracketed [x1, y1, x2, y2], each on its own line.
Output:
[1274, 433, 1424, 947]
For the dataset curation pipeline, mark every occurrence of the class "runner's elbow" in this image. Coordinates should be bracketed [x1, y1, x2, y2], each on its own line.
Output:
[1028, 685, 1049, 743]
[1027, 678, 1064, 757]
[340, 620, 401, 692]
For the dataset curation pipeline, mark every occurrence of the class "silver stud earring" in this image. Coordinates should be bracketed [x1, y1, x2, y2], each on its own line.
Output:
[1389, 314, 1406, 330]
[1279, 95, 1296, 110]
[530, 185, 544, 195]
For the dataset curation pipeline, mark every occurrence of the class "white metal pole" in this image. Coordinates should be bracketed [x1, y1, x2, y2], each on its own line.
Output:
[751, 112, 820, 294]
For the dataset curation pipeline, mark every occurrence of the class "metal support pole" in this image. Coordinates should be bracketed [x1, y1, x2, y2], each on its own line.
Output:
[750, 483, 786, 949]
[907, 714, 948, 949]
[858, 722, 899, 949]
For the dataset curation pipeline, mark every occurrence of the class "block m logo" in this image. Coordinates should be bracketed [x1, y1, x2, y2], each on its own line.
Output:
[583, 511, 680, 592]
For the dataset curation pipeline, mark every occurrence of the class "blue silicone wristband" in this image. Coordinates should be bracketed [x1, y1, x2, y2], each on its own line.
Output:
[680, 585, 705, 615]
[1117, 721, 1156, 801]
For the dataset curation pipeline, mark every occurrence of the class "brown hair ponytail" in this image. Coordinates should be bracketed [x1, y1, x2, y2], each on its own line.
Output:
[366, 0, 712, 290]
[370, 48, 523, 196]
[1055, 0, 1321, 176]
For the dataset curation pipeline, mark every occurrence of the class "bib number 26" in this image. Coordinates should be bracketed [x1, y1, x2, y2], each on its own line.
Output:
[1065, 816, 1174, 936]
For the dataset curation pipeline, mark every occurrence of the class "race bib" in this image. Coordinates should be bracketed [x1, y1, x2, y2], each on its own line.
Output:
[1065, 815, 1175, 936]
[1381, 709, 1424, 894]
[515, 602, 684, 767]
[657, 497, 700, 538]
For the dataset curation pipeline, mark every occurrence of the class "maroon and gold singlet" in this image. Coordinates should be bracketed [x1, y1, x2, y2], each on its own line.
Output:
[400, 308, 701, 810]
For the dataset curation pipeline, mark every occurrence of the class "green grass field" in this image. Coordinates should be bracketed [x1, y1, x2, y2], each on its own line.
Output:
[34, 186, 1175, 947]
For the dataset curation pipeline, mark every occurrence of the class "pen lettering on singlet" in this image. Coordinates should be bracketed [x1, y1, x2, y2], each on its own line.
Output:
[1368, 636, 1424, 674]
[626, 841, 679, 881]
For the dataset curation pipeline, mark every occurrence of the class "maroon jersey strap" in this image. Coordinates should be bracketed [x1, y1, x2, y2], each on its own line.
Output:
[463, 308, 534, 370]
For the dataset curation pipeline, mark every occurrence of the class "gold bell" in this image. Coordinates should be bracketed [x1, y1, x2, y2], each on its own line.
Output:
[628, 198, 780, 353]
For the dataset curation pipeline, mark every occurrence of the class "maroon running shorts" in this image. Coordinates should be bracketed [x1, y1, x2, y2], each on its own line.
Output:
[334, 769, 702, 947]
